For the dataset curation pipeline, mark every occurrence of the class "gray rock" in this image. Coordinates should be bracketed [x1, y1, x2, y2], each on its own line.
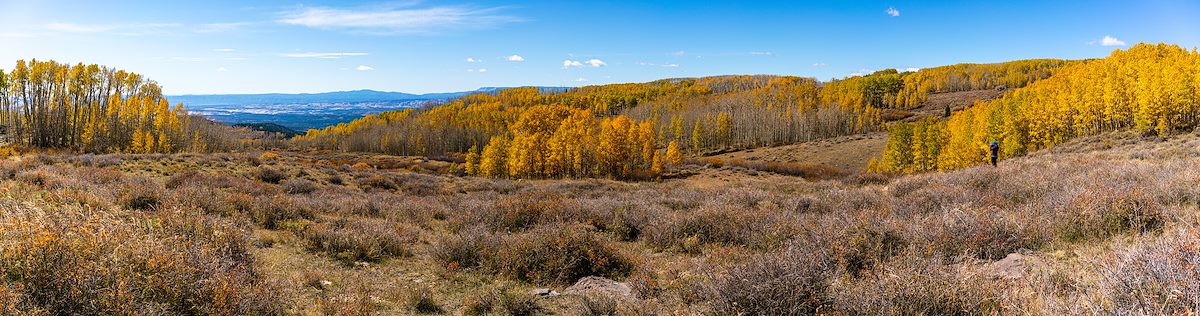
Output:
[530, 288, 559, 297]
[562, 276, 634, 300]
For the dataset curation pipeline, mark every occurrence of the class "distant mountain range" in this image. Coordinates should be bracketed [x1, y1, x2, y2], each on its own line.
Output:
[168, 87, 567, 132]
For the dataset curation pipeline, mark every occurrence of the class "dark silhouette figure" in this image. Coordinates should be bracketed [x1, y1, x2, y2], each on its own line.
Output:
[989, 141, 999, 166]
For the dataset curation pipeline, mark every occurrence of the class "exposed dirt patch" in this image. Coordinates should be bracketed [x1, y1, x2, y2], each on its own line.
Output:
[900, 89, 1005, 122]
[703, 132, 887, 173]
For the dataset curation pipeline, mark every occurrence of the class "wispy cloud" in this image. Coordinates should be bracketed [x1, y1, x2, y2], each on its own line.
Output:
[638, 62, 679, 68]
[904, 67, 920, 72]
[356, 65, 375, 71]
[506, 55, 525, 62]
[467, 68, 487, 72]
[216, 67, 229, 72]
[586, 59, 607, 67]
[213, 48, 236, 52]
[278, 4, 520, 35]
[1100, 35, 1126, 46]
[195, 22, 252, 33]
[749, 51, 774, 56]
[812, 63, 828, 67]
[466, 57, 481, 63]
[563, 60, 584, 68]
[886, 7, 900, 17]
[575, 77, 588, 82]
[43, 22, 182, 35]
[670, 51, 686, 56]
[152, 56, 208, 62]
[0, 32, 34, 38]
[282, 52, 368, 59]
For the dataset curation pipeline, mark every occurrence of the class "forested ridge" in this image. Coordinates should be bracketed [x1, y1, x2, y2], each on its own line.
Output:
[296, 58, 1071, 179]
[871, 43, 1200, 173]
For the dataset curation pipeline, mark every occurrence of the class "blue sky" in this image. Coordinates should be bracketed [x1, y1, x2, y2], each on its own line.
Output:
[1, 0, 1197, 95]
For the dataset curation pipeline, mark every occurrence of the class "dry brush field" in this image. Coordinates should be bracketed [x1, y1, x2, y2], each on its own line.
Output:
[2, 130, 1200, 315]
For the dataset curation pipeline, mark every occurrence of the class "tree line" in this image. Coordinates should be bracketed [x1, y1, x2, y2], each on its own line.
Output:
[296, 60, 1075, 179]
[0, 59, 265, 154]
[871, 43, 1200, 173]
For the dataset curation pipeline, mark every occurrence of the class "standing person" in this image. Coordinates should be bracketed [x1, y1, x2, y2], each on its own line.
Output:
[989, 141, 1000, 166]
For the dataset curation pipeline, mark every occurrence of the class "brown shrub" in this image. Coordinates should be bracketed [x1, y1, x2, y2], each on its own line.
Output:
[462, 284, 541, 316]
[493, 225, 633, 285]
[833, 254, 1004, 315]
[255, 167, 287, 184]
[484, 191, 575, 232]
[248, 195, 315, 229]
[281, 178, 319, 194]
[403, 286, 444, 314]
[119, 176, 164, 211]
[1098, 229, 1200, 314]
[910, 207, 1041, 261]
[706, 244, 835, 315]
[430, 227, 498, 270]
[643, 204, 795, 253]
[1056, 189, 1164, 243]
[358, 172, 444, 195]
[303, 217, 417, 262]
[0, 207, 284, 315]
[828, 220, 908, 276]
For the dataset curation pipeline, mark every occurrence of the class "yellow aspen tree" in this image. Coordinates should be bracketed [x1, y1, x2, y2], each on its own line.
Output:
[479, 136, 509, 177]
[665, 140, 683, 166]
[464, 144, 480, 175]
[650, 150, 664, 177]
[715, 111, 732, 148]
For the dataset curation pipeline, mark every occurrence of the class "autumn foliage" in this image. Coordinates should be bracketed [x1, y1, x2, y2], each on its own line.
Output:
[0, 59, 251, 153]
[872, 43, 1200, 173]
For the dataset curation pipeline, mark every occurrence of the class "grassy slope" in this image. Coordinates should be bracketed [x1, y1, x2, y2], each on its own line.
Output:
[2, 129, 1199, 314]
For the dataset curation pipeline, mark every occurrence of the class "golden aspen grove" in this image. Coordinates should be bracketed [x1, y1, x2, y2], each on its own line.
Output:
[0, 59, 248, 154]
[871, 43, 1200, 173]
[296, 60, 1071, 179]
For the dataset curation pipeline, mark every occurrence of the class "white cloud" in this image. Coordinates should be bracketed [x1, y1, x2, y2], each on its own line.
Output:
[213, 48, 235, 52]
[904, 67, 920, 72]
[356, 65, 375, 71]
[1100, 35, 1126, 46]
[224, 57, 249, 61]
[466, 57, 481, 63]
[575, 77, 588, 82]
[670, 50, 686, 56]
[813, 63, 828, 67]
[216, 67, 228, 72]
[282, 52, 368, 59]
[886, 7, 900, 17]
[662, 63, 679, 67]
[749, 51, 774, 56]
[563, 60, 584, 68]
[564, 59, 608, 68]
[278, 5, 520, 35]
[506, 54, 525, 62]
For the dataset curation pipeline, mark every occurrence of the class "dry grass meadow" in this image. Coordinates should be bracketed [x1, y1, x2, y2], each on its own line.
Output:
[2, 129, 1200, 315]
